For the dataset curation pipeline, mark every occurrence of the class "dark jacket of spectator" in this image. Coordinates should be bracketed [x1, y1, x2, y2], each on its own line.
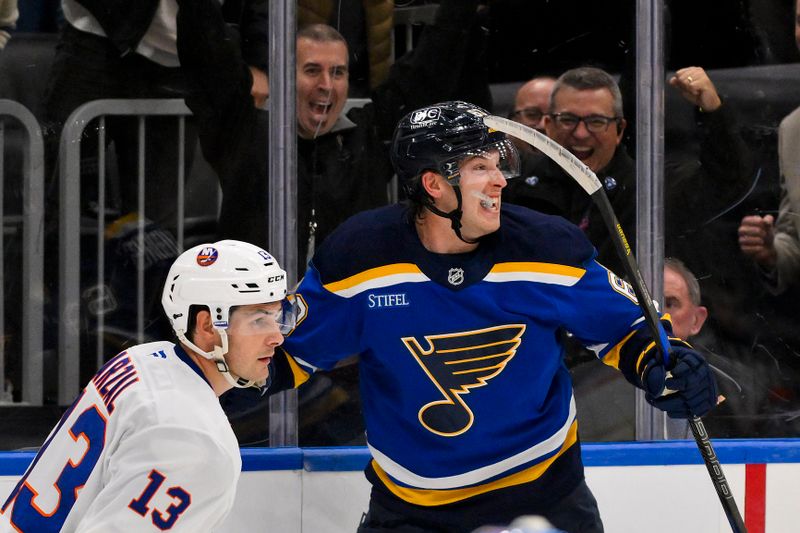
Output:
[72, 0, 268, 69]
[504, 146, 635, 276]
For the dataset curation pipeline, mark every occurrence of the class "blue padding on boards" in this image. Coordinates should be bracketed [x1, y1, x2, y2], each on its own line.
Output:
[582, 439, 800, 466]
[303, 447, 372, 471]
[4, 440, 800, 476]
[241, 447, 303, 471]
[298, 440, 800, 471]
[0, 448, 306, 476]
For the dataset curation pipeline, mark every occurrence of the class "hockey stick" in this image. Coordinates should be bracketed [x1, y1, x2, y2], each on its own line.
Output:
[485, 115, 746, 533]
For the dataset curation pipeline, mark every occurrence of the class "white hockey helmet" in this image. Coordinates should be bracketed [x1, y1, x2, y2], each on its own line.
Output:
[161, 239, 294, 388]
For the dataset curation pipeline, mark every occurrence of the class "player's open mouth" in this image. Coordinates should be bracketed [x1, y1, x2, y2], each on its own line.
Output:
[472, 191, 499, 211]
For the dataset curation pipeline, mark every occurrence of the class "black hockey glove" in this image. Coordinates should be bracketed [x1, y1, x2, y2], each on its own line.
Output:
[641, 343, 718, 419]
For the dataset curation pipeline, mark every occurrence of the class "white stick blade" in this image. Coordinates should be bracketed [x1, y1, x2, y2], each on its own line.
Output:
[483, 115, 602, 195]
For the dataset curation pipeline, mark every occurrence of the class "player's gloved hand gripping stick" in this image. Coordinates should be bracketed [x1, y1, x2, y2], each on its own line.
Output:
[484, 115, 746, 533]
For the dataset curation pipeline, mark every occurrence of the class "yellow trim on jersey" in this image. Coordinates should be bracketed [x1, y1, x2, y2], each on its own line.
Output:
[323, 263, 427, 296]
[283, 350, 311, 387]
[600, 329, 637, 370]
[489, 262, 585, 278]
[484, 262, 586, 286]
[635, 341, 657, 375]
[370, 420, 579, 506]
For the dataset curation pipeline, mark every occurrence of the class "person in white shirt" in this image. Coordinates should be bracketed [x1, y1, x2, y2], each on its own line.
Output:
[1, 239, 296, 532]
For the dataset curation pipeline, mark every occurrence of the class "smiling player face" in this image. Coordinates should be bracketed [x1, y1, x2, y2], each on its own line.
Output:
[449, 150, 508, 241]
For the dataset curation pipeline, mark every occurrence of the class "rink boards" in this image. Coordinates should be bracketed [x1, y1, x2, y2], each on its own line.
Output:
[1, 440, 799, 532]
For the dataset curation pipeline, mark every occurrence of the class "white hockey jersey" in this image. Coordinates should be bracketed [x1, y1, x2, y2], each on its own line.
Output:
[0, 341, 241, 532]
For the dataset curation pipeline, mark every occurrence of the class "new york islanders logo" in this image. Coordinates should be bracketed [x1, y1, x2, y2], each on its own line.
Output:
[402, 324, 526, 437]
[196, 246, 218, 266]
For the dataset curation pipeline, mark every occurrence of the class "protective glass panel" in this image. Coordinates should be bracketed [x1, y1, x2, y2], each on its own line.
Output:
[663, 2, 800, 438]
[2, 0, 797, 455]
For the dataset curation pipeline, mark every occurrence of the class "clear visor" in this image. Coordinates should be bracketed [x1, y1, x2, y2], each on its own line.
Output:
[441, 139, 521, 183]
[229, 298, 299, 336]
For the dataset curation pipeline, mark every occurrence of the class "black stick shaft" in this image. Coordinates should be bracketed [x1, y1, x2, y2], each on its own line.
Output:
[591, 190, 747, 533]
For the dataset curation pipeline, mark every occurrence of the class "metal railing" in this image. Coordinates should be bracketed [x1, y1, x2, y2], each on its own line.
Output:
[57, 98, 213, 404]
[0, 99, 45, 405]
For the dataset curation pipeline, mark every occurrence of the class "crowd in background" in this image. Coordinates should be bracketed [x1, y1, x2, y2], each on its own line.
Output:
[2, 0, 800, 446]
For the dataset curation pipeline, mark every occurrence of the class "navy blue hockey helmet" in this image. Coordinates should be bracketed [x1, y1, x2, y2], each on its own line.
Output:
[390, 101, 520, 199]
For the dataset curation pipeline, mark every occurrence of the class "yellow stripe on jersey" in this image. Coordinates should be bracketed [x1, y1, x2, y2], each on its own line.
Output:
[610, 314, 674, 374]
[601, 329, 637, 370]
[484, 262, 585, 286]
[371, 420, 579, 506]
[282, 348, 311, 387]
[323, 263, 429, 298]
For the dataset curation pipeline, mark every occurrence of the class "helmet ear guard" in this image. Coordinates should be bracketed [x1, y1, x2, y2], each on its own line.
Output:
[161, 239, 293, 389]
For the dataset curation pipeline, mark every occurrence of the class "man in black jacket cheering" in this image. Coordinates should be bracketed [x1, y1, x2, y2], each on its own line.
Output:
[175, 0, 491, 274]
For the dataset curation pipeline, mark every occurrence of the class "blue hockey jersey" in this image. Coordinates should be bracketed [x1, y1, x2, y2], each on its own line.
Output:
[277, 203, 663, 507]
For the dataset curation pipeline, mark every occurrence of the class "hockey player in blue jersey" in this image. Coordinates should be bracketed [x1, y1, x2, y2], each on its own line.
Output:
[1, 240, 296, 532]
[267, 101, 718, 532]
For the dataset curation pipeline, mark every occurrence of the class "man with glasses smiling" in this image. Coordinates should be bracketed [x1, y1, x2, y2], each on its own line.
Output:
[504, 67, 633, 277]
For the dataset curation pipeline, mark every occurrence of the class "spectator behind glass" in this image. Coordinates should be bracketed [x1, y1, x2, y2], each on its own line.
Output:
[176, 0, 490, 273]
[0, 0, 17, 50]
[738, 0, 800, 295]
[662, 256, 778, 439]
[295, 0, 394, 97]
[509, 76, 555, 154]
[664, 258, 708, 340]
[504, 67, 634, 276]
[662, 63, 800, 439]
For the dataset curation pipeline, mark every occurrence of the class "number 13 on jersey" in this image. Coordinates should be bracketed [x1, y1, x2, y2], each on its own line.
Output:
[128, 469, 192, 530]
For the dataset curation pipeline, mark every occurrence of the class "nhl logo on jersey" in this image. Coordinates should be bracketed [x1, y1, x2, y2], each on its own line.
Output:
[447, 268, 464, 286]
[196, 246, 218, 267]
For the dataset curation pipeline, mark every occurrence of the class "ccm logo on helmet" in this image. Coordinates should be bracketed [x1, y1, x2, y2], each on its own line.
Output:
[196, 247, 219, 266]
[410, 107, 440, 126]
[267, 274, 285, 283]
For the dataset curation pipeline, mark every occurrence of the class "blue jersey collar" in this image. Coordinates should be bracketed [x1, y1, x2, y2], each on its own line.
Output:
[174, 344, 213, 389]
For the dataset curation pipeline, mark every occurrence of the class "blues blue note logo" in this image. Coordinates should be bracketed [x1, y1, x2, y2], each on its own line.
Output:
[196, 246, 218, 267]
[402, 324, 526, 436]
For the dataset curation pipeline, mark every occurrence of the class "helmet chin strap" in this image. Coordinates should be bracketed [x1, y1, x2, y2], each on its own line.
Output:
[178, 329, 258, 389]
[423, 186, 478, 245]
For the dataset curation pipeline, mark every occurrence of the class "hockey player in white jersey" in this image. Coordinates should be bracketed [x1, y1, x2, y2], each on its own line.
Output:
[1, 240, 295, 532]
